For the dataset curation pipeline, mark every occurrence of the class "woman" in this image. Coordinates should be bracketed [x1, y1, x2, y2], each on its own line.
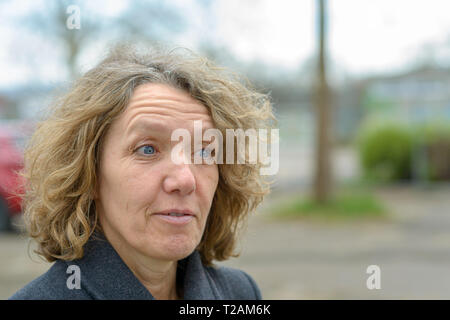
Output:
[10, 44, 276, 300]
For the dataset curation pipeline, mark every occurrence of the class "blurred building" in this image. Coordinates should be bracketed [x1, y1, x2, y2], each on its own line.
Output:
[360, 65, 450, 123]
[334, 65, 450, 144]
[0, 84, 56, 121]
[0, 94, 19, 119]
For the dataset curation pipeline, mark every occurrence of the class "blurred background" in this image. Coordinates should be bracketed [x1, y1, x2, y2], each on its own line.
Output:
[0, 0, 449, 299]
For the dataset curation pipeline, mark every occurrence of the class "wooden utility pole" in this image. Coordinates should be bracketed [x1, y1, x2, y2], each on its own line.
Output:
[313, 0, 332, 203]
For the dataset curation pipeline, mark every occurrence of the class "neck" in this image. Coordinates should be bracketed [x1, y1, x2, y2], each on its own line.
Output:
[132, 259, 179, 300]
[101, 228, 180, 300]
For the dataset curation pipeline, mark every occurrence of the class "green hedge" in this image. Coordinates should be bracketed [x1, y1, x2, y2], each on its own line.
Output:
[413, 122, 450, 180]
[356, 120, 450, 182]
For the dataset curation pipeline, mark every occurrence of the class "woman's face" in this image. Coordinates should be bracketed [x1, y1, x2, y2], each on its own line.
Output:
[95, 83, 219, 262]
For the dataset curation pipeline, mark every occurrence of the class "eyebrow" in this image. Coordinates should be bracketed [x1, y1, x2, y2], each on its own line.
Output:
[127, 120, 167, 135]
[127, 119, 216, 136]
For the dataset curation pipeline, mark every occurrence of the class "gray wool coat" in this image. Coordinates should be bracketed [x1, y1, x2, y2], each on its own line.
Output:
[9, 233, 262, 300]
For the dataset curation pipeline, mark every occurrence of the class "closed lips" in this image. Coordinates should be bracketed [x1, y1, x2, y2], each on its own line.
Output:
[153, 210, 195, 224]
[154, 210, 194, 217]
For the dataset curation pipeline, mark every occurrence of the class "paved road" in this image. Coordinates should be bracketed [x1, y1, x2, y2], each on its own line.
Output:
[1, 185, 450, 299]
[220, 185, 450, 299]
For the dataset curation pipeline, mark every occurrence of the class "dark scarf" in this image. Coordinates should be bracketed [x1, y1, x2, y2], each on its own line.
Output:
[71, 232, 224, 299]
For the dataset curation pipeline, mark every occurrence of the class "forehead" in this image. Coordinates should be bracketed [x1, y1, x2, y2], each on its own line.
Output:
[120, 83, 215, 132]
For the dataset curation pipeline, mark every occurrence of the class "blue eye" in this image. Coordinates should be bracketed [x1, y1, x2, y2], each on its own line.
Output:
[137, 145, 156, 155]
[195, 148, 212, 159]
[200, 148, 210, 158]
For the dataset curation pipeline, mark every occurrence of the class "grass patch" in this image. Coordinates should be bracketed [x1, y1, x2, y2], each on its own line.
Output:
[268, 190, 387, 222]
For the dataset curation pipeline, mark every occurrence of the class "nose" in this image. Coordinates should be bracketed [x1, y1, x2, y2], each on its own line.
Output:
[162, 162, 196, 196]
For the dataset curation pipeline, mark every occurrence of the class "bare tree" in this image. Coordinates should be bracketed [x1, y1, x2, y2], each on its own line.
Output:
[21, 0, 185, 80]
[21, 0, 99, 79]
[313, 0, 332, 203]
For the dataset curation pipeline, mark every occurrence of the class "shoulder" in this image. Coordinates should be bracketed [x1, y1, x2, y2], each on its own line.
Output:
[9, 260, 92, 300]
[205, 264, 262, 300]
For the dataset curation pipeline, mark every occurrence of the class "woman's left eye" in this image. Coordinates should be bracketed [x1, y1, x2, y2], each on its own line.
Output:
[195, 148, 212, 159]
[200, 148, 211, 158]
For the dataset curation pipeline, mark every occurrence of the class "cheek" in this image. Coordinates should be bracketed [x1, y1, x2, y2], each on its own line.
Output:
[122, 167, 162, 210]
[98, 163, 160, 220]
[201, 165, 219, 202]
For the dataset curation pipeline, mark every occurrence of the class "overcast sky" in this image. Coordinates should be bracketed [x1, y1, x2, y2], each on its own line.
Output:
[1, 0, 449, 88]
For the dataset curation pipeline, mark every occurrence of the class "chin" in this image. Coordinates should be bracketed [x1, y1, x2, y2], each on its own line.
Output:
[152, 236, 198, 261]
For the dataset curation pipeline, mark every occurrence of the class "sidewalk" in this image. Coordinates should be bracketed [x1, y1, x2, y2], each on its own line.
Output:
[219, 185, 450, 299]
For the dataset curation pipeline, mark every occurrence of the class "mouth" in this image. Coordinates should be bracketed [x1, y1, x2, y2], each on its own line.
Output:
[152, 209, 195, 225]
[153, 209, 195, 217]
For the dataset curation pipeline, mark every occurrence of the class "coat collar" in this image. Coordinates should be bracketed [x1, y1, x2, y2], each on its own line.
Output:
[68, 232, 223, 300]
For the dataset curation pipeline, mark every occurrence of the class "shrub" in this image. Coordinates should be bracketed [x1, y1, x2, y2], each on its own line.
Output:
[357, 119, 450, 182]
[413, 121, 450, 181]
[357, 121, 413, 181]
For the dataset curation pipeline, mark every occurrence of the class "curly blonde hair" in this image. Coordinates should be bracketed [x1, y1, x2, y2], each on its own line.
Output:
[19, 43, 276, 266]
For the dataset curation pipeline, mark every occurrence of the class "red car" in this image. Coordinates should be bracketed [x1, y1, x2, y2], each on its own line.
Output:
[0, 127, 25, 232]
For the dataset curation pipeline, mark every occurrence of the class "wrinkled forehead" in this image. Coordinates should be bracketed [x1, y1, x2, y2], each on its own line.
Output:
[116, 83, 217, 134]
